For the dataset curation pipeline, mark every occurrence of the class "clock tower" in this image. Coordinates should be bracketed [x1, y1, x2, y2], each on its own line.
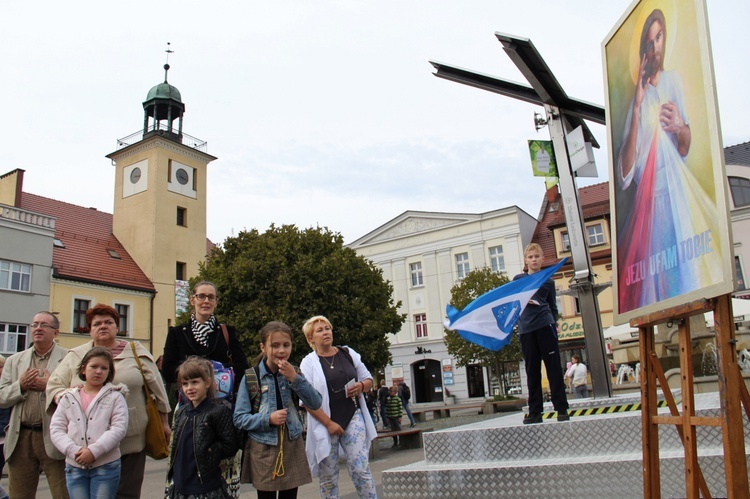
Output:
[108, 63, 217, 356]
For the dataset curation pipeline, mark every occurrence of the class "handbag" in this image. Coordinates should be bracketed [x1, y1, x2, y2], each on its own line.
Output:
[132, 342, 170, 460]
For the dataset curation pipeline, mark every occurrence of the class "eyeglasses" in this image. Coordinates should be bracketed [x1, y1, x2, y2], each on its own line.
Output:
[193, 293, 217, 302]
[30, 322, 56, 330]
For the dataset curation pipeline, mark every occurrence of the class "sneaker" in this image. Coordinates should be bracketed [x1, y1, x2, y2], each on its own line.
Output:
[557, 411, 570, 422]
[383, 425, 391, 430]
[409, 423, 416, 428]
[523, 413, 543, 424]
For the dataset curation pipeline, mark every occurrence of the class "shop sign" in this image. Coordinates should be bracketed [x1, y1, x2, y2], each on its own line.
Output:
[559, 320, 584, 340]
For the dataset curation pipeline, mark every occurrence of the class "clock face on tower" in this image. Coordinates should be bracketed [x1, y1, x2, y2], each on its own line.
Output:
[175, 168, 189, 185]
[123, 160, 148, 198]
[168, 161, 197, 198]
[130, 167, 142, 184]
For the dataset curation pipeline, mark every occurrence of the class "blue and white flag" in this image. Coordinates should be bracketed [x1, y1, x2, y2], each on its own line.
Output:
[444, 258, 567, 351]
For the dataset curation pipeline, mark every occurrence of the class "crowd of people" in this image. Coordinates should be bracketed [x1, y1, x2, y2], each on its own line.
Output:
[0, 240, 594, 498]
[0, 281, 422, 499]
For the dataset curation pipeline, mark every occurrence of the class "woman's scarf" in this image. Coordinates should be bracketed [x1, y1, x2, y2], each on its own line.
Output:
[190, 314, 216, 347]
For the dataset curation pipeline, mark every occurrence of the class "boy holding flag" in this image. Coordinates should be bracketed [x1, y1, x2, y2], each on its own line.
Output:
[513, 243, 569, 424]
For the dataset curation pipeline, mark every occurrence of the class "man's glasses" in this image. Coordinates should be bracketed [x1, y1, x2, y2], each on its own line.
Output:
[193, 293, 217, 302]
[30, 322, 56, 330]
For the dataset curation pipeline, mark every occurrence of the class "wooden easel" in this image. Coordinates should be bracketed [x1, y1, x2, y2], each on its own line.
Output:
[635, 294, 750, 498]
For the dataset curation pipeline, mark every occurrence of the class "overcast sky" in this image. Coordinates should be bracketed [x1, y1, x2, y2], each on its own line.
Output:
[2, 1, 747, 245]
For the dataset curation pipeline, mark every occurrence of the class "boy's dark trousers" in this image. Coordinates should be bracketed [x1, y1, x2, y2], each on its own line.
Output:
[387, 417, 402, 445]
[520, 323, 569, 415]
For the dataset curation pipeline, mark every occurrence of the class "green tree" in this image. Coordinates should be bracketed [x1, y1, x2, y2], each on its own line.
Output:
[189, 225, 404, 369]
[444, 267, 523, 394]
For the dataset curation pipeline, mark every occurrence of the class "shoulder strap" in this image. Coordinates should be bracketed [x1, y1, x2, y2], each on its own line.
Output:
[336, 345, 355, 368]
[220, 323, 234, 365]
[245, 365, 261, 413]
[131, 342, 153, 401]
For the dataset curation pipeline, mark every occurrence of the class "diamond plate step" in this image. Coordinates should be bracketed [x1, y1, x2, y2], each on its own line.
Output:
[382, 451, 743, 498]
[383, 392, 749, 497]
[423, 406, 746, 464]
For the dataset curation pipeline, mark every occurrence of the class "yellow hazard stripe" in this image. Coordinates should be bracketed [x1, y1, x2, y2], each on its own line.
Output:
[538, 400, 669, 419]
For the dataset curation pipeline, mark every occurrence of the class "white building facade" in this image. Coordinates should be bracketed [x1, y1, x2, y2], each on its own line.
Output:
[349, 207, 537, 403]
[725, 142, 750, 299]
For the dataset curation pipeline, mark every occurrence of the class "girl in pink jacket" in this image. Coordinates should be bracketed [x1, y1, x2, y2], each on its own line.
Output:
[50, 347, 128, 499]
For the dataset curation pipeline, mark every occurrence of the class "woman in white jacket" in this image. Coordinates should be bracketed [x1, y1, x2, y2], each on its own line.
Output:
[50, 347, 128, 499]
[300, 316, 377, 499]
[565, 355, 589, 399]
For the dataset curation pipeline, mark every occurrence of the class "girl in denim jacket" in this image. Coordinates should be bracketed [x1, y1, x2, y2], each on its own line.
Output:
[234, 322, 322, 499]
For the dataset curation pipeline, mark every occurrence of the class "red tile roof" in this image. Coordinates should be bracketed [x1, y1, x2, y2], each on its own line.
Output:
[20, 193, 156, 293]
[531, 182, 612, 269]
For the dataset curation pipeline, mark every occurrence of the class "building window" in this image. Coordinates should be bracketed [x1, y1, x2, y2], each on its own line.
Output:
[415, 313, 428, 338]
[729, 177, 750, 208]
[115, 304, 130, 336]
[456, 253, 470, 279]
[489, 245, 505, 273]
[73, 299, 90, 332]
[587, 224, 605, 246]
[177, 207, 187, 227]
[736, 256, 746, 291]
[107, 249, 121, 259]
[0, 323, 28, 354]
[561, 232, 571, 252]
[0, 260, 31, 292]
[53, 238, 65, 248]
[176, 262, 187, 281]
[410, 262, 423, 287]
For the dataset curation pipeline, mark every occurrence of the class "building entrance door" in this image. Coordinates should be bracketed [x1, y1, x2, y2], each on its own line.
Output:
[466, 363, 485, 398]
[413, 359, 443, 403]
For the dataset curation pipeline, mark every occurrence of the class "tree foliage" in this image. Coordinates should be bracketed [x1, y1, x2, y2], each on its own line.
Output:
[189, 225, 404, 369]
[443, 267, 522, 368]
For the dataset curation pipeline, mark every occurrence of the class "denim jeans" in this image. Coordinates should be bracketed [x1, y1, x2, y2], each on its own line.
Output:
[66, 459, 121, 499]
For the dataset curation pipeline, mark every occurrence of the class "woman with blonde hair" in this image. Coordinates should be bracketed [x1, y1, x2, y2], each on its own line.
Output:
[299, 316, 376, 499]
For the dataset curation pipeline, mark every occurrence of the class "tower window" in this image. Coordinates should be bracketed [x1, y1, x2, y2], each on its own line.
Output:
[176, 262, 187, 281]
[177, 207, 187, 227]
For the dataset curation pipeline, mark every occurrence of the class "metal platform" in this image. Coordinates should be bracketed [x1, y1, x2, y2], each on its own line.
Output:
[382, 392, 750, 498]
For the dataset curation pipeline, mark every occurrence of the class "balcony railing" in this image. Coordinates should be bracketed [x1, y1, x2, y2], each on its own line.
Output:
[116, 124, 208, 153]
[0, 205, 56, 230]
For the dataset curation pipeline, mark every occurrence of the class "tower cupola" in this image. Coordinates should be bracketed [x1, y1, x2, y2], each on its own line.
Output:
[142, 63, 185, 142]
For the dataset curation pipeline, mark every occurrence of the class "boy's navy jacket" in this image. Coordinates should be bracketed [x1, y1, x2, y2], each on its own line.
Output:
[512, 272, 558, 334]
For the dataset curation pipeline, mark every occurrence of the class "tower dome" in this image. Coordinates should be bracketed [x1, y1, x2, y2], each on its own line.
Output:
[142, 63, 185, 141]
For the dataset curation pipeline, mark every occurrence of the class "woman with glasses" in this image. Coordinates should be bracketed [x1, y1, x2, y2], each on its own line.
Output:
[300, 315, 376, 499]
[47, 304, 171, 499]
[160, 281, 248, 394]
[160, 280, 248, 498]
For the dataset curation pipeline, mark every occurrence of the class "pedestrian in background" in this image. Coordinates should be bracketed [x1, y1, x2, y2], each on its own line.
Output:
[398, 382, 416, 428]
[385, 386, 403, 448]
[377, 380, 390, 430]
[566, 355, 589, 399]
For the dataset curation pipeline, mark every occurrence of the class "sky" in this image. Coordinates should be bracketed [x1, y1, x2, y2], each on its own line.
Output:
[2, 1, 748, 245]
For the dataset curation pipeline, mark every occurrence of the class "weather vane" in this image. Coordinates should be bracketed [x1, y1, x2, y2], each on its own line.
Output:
[163, 42, 174, 82]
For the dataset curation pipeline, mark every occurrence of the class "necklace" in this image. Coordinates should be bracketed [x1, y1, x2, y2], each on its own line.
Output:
[319, 349, 337, 370]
